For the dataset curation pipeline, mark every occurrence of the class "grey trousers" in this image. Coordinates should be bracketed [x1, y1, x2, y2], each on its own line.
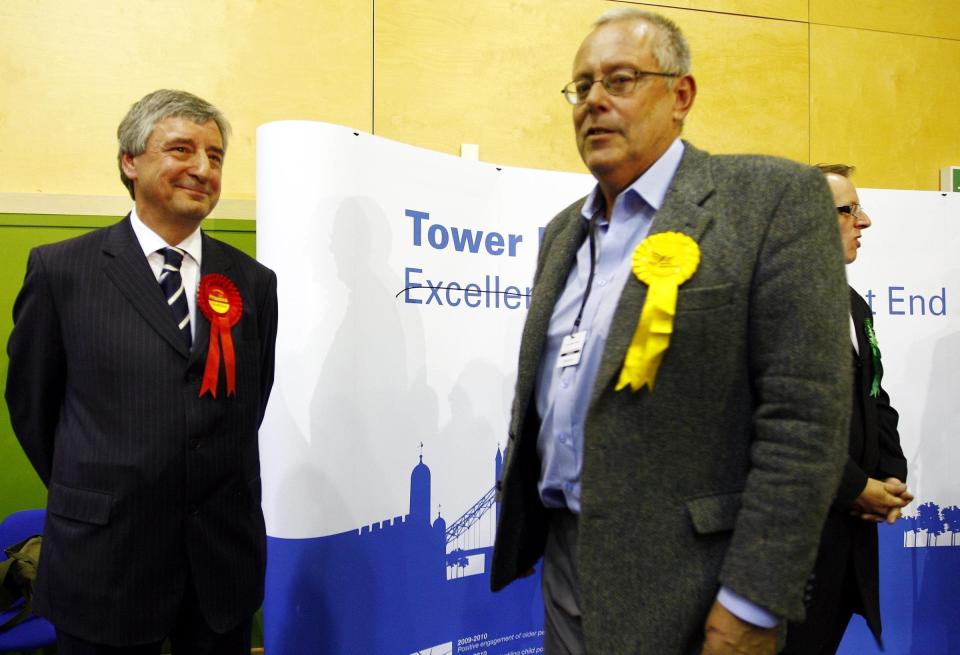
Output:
[542, 509, 586, 655]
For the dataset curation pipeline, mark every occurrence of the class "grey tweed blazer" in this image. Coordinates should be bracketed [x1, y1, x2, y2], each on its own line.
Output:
[491, 142, 851, 654]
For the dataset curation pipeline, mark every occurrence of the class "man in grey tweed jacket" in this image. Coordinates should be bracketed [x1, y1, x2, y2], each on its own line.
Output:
[491, 9, 850, 655]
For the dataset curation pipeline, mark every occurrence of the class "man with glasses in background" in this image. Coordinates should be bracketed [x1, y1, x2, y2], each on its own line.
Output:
[492, 9, 852, 655]
[782, 165, 912, 654]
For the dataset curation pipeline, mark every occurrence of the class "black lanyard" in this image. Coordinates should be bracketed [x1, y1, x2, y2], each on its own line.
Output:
[571, 211, 603, 334]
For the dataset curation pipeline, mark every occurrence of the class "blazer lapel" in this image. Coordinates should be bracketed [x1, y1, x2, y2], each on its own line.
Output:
[850, 287, 869, 370]
[591, 142, 716, 404]
[101, 216, 191, 359]
[511, 203, 586, 436]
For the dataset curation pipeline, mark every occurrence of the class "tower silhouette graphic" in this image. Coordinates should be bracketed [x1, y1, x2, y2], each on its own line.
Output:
[264, 448, 543, 654]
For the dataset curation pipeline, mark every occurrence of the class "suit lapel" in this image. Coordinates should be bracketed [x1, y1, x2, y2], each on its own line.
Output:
[591, 142, 716, 404]
[850, 287, 875, 383]
[512, 203, 586, 435]
[101, 216, 191, 359]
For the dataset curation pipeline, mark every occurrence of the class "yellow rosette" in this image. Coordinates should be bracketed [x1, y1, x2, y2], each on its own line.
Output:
[616, 231, 700, 392]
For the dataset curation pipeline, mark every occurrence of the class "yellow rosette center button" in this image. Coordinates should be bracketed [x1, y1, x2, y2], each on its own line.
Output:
[208, 288, 231, 315]
[616, 231, 700, 392]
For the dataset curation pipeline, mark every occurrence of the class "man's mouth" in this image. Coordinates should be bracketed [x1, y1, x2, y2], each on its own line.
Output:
[585, 127, 616, 137]
[178, 185, 209, 198]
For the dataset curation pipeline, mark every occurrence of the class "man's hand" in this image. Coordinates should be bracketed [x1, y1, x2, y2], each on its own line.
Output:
[851, 477, 913, 523]
[702, 600, 777, 655]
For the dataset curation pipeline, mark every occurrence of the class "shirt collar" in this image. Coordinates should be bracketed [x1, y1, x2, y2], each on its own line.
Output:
[580, 138, 686, 221]
[129, 206, 203, 266]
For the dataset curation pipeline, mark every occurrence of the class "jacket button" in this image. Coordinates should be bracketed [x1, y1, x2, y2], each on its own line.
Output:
[189, 437, 200, 449]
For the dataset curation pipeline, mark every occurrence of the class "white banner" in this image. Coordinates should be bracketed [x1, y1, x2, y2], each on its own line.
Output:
[257, 121, 592, 655]
[256, 122, 959, 654]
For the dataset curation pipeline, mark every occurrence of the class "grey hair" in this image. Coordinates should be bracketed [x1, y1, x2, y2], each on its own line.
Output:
[594, 8, 691, 78]
[117, 89, 231, 199]
[815, 163, 856, 178]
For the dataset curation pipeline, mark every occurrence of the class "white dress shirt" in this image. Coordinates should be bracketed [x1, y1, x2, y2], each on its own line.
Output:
[129, 207, 203, 343]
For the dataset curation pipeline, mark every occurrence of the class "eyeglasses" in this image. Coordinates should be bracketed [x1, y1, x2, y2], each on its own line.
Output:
[837, 204, 866, 218]
[562, 68, 680, 105]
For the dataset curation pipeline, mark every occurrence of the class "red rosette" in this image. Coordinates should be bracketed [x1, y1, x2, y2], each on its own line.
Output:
[197, 273, 243, 398]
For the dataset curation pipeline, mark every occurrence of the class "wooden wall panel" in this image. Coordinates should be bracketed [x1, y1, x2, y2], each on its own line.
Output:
[1, 0, 957, 200]
[668, 8, 809, 161]
[375, 0, 607, 174]
[811, 0, 960, 40]
[618, 0, 806, 22]
[375, 0, 809, 173]
[810, 24, 960, 190]
[0, 0, 372, 200]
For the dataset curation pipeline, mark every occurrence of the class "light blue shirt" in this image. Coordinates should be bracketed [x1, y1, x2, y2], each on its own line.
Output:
[533, 138, 778, 628]
[535, 139, 683, 512]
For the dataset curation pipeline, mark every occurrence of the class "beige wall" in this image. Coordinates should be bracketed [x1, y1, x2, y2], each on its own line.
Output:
[1, 0, 957, 208]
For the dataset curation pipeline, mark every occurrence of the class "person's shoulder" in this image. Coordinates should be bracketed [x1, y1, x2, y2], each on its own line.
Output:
[543, 196, 586, 236]
[202, 232, 275, 281]
[31, 218, 124, 262]
[691, 149, 827, 203]
[849, 286, 870, 314]
[707, 151, 819, 180]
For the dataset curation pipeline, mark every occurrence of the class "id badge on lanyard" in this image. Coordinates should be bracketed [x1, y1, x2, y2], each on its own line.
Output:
[557, 211, 601, 370]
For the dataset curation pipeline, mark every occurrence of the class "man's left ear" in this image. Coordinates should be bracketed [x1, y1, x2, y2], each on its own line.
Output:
[673, 74, 697, 122]
[120, 152, 138, 181]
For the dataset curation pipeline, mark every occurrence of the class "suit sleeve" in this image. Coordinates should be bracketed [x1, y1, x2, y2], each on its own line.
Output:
[256, 269, 279, 426]
[834, 457, 869, 507]
[875, 384, 907, 481]
[5, 249, 66, 486]
[834, 390, 905, 507]
[718, 166, 851, 621]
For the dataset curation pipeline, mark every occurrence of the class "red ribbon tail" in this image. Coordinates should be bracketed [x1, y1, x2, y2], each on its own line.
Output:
[221, 319, 237, 397]
[199, 326, 222, 398]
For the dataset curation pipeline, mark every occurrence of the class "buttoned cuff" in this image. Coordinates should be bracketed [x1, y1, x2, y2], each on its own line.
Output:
[716, 586, 779, 628]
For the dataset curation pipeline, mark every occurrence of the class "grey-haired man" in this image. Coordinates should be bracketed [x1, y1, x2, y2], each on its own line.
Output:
[491, 10, 851, 655]
[7, 89, 278, 654]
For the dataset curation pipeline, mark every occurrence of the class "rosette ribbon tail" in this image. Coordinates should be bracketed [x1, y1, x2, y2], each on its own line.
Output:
[864, 317, 883, 398]
[220, 319, 237, 396]
[199, 324, 222, 398]
[616, 283, 679, 391]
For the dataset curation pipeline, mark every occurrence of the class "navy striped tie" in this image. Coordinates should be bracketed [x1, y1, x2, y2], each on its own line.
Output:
[158, 247, 192, 348]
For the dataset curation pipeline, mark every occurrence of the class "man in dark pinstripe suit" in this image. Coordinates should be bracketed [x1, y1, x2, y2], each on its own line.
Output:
[6, 90, 278, 654]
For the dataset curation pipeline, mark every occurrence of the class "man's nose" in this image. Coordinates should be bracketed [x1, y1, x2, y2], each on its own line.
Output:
[582, 79, 610, 108]
[190, 152, 212, 179]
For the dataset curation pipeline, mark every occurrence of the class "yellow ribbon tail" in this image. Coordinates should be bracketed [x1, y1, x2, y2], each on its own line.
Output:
[615, 283, 678, 392]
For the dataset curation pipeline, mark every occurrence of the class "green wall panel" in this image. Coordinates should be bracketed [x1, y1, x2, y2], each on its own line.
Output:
[0, 214, 256, 521]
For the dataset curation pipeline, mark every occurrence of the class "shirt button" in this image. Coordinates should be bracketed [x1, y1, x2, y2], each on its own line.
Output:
[561, 379, 570, 389]
[598, 279, 607, 287]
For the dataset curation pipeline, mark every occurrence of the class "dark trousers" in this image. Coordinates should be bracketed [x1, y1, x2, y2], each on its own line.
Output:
[782, 556, 860, 655]
[542, 508, 585, 655]
[55, 579, 252, 655]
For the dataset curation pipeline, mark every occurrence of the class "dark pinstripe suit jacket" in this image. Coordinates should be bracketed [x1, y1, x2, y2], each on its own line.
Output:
[5, 216, 278, 645]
